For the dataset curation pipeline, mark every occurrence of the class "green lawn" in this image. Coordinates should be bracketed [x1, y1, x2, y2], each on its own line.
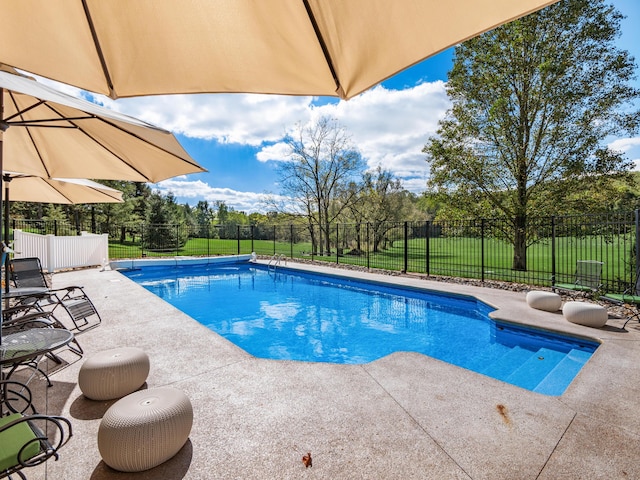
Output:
[108, 233, 635, 292]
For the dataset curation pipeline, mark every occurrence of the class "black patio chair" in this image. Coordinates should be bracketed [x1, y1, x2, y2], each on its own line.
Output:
[552, 260, 604, 299]
[9, 257, 101, 333]
[1, 380, 37, 417]
[601, 269, 640, 328]
[0, 412, 72, 479]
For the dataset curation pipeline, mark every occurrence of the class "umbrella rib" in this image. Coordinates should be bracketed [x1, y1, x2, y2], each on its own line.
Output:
[86, 184, 123, 202]
[7, 117, 91, 128]
[82, 0, 116, 99]
[302, 0, 345, 99]
[41, 102, 202, 181]
[3, 95, 93, 126]
[3, 99, 47, 123]
[4, 90, 53, 177]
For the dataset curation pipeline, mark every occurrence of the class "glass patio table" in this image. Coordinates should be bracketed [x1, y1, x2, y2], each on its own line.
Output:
[0, 328, 74, 384]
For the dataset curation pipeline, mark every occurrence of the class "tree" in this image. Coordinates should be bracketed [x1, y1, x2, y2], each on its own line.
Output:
[278, 116, 364, 255]
[344, 167, 410, 253]
[144, 192, 188, 251]
[424, 0, 639, 270]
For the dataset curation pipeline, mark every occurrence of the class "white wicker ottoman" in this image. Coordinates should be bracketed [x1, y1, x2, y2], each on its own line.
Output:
[526, 291, 562, 312]
[563, 301, 608, 328]
[98, 387, 193, 472]
[78, 347, 150, 401]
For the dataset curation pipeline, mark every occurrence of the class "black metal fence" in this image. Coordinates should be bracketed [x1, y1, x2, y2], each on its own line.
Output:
[9, 210, 640, 294]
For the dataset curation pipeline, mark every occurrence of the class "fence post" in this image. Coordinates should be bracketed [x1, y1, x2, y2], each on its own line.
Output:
[176, 224, 179, 256]
[336, 224, 339, 264]
[551, 216, 556, 286]
[425, 220, 430, 276]
[237, 225, 240, 255]
[46, 234, 55, 272]
[207, 224, 210, 257]
[273, 226, 276, 255]
[140, 224, 145, 258]
[403, 222, 408, 273]
[481, 219, 485, 282]
[635, 210, 640, 278]
[366, 223, 370, 270]
[290, 224, 294, 259]
[251, 225, 255, 254]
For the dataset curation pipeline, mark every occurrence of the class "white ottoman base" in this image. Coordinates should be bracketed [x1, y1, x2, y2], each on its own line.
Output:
[526, 291, 562, 312]
[562, 301, 608, 328]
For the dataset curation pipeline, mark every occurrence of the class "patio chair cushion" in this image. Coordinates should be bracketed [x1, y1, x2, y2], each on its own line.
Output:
[601, 293, 640, 304]
[0, 413, 40, 472]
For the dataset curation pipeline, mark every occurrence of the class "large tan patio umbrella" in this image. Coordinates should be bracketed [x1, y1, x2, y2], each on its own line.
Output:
[0, 0, 560, 100]
[0, 66, 205, 181]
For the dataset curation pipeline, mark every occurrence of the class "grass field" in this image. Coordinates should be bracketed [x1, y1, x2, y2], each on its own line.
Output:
[107, 233, 636, 292]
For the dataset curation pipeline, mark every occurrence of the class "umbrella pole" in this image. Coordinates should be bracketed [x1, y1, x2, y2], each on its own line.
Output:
[3, 175, 9, 305]
[1, 86, 5, 344]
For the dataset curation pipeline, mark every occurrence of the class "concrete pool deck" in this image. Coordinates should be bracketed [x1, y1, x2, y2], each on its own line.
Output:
[21, 260, 640, 479]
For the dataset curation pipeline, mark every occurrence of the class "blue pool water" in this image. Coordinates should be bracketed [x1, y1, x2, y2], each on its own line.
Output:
[122, 262, 598, 395]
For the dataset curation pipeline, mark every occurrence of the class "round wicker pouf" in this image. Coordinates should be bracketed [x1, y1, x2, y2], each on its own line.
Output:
[98, 387, 193, 472]
[526, 291, 562, 312]
[563, 301, 608, 328]
[78, 347, 150, 401]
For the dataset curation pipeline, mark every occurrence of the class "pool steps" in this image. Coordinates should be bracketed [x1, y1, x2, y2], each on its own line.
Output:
[480, 346, 591, 396]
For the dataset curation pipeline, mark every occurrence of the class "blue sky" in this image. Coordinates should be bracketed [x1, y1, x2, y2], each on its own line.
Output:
[50, 0, 640, 213]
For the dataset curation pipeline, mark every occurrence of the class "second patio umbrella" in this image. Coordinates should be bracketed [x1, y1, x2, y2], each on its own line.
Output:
[2, 172, 123, 246]
[3, 174, 123, 205]
[2, 173, 124, 296]
[3, 172, 124, 263]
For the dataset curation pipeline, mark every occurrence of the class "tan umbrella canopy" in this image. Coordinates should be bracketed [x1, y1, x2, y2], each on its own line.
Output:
[3, 173, 123, 205]
[0, 66, 205, 181]
[0, 0, 560, 100]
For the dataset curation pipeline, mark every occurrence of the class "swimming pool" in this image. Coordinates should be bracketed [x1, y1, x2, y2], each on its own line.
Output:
[121, 262, 598, 395]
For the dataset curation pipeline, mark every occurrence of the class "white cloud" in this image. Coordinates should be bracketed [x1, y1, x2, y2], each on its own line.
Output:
[256, 142, 291, 163]
[608, 137, 640, 171]
[113, 94, 311, 146]
[608, 137, 640, 153]
[251, 82, 450, 192]
[154, 179, 290, 213]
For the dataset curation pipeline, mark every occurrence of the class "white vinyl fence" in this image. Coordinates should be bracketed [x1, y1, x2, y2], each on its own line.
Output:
[13, 230, 109, 273]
